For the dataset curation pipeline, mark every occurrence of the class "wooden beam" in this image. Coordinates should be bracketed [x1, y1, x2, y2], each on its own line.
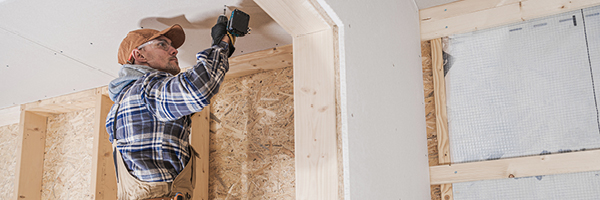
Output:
[429, 149, 600, 185]
[226, 45, 293, 79]
[190, 105, 210, 200]
[13, 107, 47, 200]
[253, 0, 329, 36]
[181, 44, 293, 79]
[293, 28, 338, 200]
[0, 105, 20, 127]
[431, 38, 453, 200]
[22, 87, 108, 116]
[90, 94, 117, 200]
[254, 0, 338, 199]
[420, 0, 600, 41]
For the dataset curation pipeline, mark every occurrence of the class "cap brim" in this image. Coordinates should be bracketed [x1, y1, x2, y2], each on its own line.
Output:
[149, 24, 185, 49]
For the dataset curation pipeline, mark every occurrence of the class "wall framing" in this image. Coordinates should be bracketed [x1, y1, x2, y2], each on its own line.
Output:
[253, 0, 340, 199]
[423, 0, 600, 199]
[3, 1, 342, 198]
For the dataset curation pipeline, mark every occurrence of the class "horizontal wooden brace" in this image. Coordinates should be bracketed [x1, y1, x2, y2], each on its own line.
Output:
[420, 0, 600, 41]
[0, 45, 293, 120]
[429, 149, 600, 185]
[226, 44, 293, 79]
[0, 105, 20, 127]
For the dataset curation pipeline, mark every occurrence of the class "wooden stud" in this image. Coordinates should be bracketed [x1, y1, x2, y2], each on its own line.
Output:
[431, 38, 453, 200]
[190, 105, 210, 200]
[293, 28, 338, 200]
[90, 93, 117, 200]
[13, 107, 47, 200]
[431, 39, 449, 165]
[429, 149, 600, 184]
[420, 0, 600, 41]
[253, 0, 338, 199]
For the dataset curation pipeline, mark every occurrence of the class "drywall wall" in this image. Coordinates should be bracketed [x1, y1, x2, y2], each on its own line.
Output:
[321, 0, 431, 199]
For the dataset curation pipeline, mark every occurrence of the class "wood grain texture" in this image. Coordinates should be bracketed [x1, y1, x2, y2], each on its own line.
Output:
[14, 108, 47, 200]
[208, 68, 295, 199]
[253, 0, 329, 36]
[22, 87, 108, 116]
[42, 108, 95, 200]
[191, 106, 210, 200]
[429, 149, 600, 184]
[255, 0, 338, 199]
[293, 28, 337, 200]
[91, 94, 116, 200]
[226, 45, 293, 79]
[431, 38, 452, 200]
[421, 40, 441, 200]
[431, 39, 449, 165]
[420, 0, 600, 41]
[0, 123, 19, 200]
[0, 105, 20, 127]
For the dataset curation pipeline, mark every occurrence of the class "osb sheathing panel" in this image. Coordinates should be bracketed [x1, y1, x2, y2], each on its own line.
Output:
[422, 40, 442, 200]
[209, 66, 295, 199]
[0, 123, 19, 199]
[42, 108, 94, 200]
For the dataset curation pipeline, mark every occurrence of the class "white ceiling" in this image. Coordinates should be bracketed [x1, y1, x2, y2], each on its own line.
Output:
[0, 0, 457, 109]
[0, 0, 292, 109]
[414, 0, 459, 10]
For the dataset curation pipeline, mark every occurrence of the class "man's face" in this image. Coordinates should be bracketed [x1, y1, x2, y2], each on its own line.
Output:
[138, 36, 180, 75]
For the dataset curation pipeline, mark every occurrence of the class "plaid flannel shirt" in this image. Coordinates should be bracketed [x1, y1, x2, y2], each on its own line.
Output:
[106, 42, 230, 182]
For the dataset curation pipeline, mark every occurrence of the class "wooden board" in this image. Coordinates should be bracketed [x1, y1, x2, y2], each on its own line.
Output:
[191, 106, 210, 200]
[429, 149, 600, 184]
[14, 109, 47, 200]
[0, 105, 20, 127]
[420, 0, 600, 41]
[41, 108, 95, 200]
[431, 38, 453, 200]
[254, 0, 339, 199]
[22, 87, 107, 116]
[208, 67, 295, 199]
[421, 40, 443, 200]
[293, 28, 337, 200]
[226, 45, 293, 79]
[254, 0, 329, 36]
[90, 94, 116, 200]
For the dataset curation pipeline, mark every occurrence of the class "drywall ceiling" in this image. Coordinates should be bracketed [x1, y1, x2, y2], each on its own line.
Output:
[0, 0, 291, 109]
[414, 0, 459, 10]
[0, 0, 455, 109]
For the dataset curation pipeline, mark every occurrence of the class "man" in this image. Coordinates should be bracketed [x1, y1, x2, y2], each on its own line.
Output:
[106, 19, 235, 200]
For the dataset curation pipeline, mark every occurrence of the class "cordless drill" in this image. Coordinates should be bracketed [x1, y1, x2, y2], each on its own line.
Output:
[218, 8, 250, 37]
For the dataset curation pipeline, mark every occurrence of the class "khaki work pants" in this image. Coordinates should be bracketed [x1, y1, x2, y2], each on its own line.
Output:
[113, 141, 196, 200]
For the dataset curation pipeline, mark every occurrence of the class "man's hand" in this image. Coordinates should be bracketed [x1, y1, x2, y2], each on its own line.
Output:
[221, 33, 230, 44]
[211, 16, 231, 46]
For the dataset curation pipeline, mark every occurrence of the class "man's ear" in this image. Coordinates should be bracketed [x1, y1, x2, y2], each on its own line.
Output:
[132, 49, 147, 63]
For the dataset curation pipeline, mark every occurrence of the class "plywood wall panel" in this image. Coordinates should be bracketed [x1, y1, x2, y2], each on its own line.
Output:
[42, 108, 94, 200]
[422, 40, 443, 200]
[209, 67, 295, 199]
[0, 123, 19, 200]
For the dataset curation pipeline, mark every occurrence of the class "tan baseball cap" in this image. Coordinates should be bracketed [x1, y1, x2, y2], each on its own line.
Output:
[117, 24, 185, 65]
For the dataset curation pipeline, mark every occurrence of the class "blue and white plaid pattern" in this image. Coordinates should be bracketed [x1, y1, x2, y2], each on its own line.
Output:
[106, 42, 230, 182]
